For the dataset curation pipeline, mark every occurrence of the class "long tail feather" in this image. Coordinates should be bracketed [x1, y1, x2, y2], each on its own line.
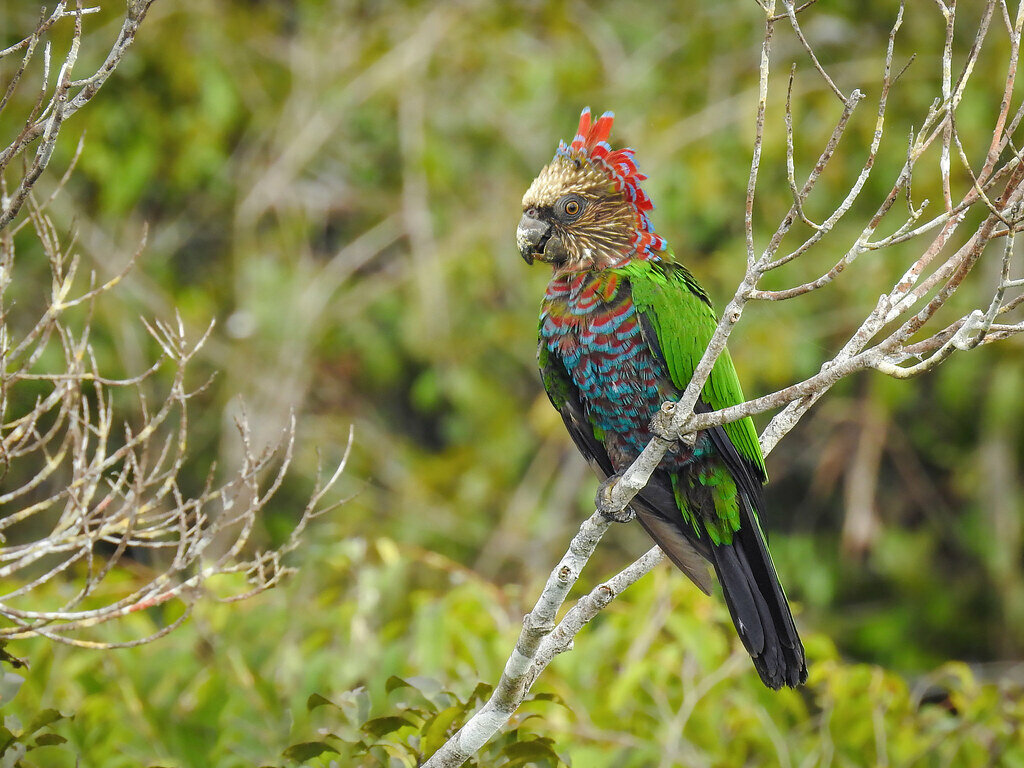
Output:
[711, 491, 806, 689]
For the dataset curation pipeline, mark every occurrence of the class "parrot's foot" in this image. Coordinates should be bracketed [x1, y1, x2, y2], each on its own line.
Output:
[649, 402, 677, 441]
[650, 402, 697, 446]
[595, 474, 635, 523]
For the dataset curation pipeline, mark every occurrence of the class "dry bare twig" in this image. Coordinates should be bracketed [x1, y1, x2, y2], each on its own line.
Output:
[0, 3, 346, 649]
[426, 1, 1024, 764]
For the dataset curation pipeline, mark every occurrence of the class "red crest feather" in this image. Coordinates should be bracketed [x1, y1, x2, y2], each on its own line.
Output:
[555, 108, 666, 260]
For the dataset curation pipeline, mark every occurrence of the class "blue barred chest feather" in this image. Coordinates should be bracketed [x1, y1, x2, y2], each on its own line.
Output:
[540, 272, 701, 470]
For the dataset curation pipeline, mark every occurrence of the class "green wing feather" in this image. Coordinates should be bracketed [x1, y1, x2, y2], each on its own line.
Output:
[619, 259, 768, 482]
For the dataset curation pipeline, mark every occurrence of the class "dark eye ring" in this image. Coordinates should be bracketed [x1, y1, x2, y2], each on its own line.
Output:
[565, 200, 580, 216]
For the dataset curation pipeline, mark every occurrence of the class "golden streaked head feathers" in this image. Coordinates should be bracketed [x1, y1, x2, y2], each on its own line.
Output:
[516, 109, 666, 274]
[521, 156, 609, 208]
[518, 156, 637, 273]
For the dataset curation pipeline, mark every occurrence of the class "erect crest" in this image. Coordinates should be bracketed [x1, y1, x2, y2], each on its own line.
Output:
[554, 108, 666, 261]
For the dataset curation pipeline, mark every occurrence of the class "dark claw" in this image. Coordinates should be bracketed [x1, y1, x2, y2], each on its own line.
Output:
[595, 474, 635, 523]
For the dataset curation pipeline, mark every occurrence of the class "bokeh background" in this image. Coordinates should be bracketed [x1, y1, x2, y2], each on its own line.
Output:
[2, 0, 1024, 765]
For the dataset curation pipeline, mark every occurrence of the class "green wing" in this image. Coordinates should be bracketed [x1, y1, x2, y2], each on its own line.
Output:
[620, 259, 768, 482]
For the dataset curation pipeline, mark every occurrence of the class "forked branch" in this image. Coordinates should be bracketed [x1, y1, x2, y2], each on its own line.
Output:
[426, 1, 1024, 765]
[0, 1, 346, 649]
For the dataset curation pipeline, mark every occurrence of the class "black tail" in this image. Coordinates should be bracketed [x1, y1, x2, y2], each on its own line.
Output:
[711, 491, 806, 689]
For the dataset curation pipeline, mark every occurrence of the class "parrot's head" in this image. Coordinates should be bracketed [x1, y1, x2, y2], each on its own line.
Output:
[517, 108, 665, 274]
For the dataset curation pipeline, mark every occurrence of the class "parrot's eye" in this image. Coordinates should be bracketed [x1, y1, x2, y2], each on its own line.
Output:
[558, 195, 585, 221]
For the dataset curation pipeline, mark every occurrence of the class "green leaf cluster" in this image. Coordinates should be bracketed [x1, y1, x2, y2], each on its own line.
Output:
[0, 682, 69, 768]
[0, 539, 1019, 767]
[285, 677, 567, 767]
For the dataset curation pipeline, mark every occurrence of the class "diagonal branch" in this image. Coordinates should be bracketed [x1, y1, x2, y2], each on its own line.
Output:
[425, 1, 1024, 764]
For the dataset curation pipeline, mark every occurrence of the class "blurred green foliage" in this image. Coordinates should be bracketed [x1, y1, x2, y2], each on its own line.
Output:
[293, 676, 571, 766]
[1, 0, 1024, 764]
[3, 536, 1024, 766]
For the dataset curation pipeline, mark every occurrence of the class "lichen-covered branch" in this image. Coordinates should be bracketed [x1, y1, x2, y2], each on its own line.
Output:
[0, 1, 346, 649]
[0, 196, 350, 646]
[0, 1, 156, 231]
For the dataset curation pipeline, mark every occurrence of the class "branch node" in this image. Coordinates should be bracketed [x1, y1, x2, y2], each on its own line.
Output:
[649, 402, 680, 442]
[594, 584, 615, 608]
[952, 309, 987, 350]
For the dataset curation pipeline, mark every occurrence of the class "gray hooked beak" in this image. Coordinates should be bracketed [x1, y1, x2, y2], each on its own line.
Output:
[517, 213, 551, 265]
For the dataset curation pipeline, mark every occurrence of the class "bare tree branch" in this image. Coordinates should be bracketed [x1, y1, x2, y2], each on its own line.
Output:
[0, 1, 155, 231]
[426, 0, 1024, 763]
[0, 1, 346, 649]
